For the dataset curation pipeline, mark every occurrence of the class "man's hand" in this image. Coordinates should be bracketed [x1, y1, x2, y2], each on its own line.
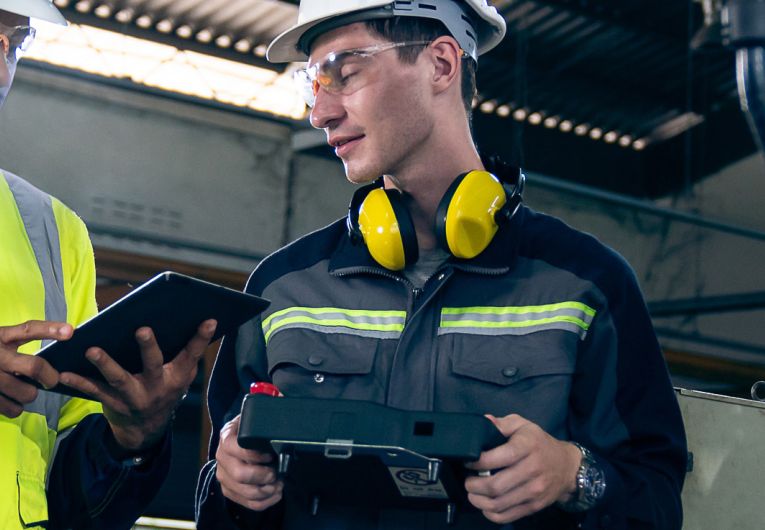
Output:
[0, 321, 72, 418]
[215, 414, 283, 511]
[59, 319, 216, 451]
[465, 414, 582, 524]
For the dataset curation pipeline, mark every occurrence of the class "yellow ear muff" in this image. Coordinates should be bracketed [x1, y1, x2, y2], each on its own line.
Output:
[436, 170, 507, 259]
[357, 187, 417, 271]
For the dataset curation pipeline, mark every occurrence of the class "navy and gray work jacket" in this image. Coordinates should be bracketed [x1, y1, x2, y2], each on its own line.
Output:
[197, 200, 687, 530]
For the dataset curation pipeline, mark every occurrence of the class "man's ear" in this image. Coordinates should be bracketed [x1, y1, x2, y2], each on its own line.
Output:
[428, 35, 462, 95]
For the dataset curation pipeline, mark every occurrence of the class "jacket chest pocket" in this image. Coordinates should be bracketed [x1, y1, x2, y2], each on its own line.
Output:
[437, 331, 577, 436]
[267, 329, 388, 402]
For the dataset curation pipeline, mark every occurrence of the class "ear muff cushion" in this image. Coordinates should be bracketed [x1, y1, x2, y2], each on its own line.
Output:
[436, 170, 507, 259]
[357, 188, 418, 270]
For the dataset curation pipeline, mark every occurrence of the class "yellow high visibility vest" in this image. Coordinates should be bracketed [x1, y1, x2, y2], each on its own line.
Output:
[0, 170, 102, 529]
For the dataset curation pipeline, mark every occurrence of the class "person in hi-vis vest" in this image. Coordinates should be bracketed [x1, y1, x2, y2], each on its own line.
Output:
[0, 1, 216, 528]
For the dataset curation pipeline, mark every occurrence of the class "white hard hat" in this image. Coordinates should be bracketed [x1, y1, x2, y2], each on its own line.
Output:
[267, 0, 506, 63]
[0, 0, 67, 25]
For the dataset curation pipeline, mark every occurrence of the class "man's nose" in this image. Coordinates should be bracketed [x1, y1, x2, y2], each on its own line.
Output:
[309, 88, 345, 130]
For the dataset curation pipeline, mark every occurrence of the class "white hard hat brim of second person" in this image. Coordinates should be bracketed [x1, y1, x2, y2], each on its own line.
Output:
[267, 0, 506, 63]
[0, 0, 67, 25]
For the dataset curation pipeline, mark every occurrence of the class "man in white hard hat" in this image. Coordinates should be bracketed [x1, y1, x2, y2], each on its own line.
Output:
[197, 1, 686, 529]
[0, 1, 215, 528]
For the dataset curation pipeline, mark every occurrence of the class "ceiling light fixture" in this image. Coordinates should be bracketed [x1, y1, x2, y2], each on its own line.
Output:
[589, 127, 603, 140]
[528, 112, 543, 125]
[115, 8, 134, 23]
[234, 39, 251, 53]
[496, 104, 511, 117]
[156, 19, 174, 34]
[618, 135, 633, 148]
[559, 120, 573, 133]
[253, 44, 268, 58]
[75, 1, 92, 13]
[196, 28, 213, 43]
[135, 15, 153, 29]
[479, 100, 496, 113]
[512, 108, 527, 121]
[176, 25, 193, 39]
[604, 131, 618, 144]
[215, 35, 232, 48]
[574, 124, 589, 136]
[544, 116, 559, 128]
[94, 4, 111, 18]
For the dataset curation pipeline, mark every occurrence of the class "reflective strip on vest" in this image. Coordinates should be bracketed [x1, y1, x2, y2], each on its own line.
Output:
[438, 302, 596, 339]
[5, 172, 71, 431]
[262, 307, 406, 344]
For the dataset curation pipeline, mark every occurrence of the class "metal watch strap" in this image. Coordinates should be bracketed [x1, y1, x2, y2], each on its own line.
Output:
[560, 442, 607, 512]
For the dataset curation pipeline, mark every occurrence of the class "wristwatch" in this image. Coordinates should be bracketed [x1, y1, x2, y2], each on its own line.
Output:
[560, 442, 606, 512]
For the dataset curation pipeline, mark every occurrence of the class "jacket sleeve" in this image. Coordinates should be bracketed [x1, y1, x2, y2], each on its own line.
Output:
[567, 264, 687, 529]
[196, 272, 282, 530]
[46, 413, 171, 530]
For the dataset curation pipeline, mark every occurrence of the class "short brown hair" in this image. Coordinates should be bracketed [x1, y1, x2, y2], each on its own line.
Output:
[365, 17, 477, 121]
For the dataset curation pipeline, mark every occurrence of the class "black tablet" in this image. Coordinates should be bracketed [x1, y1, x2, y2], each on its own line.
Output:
[35, 271, 269, 397]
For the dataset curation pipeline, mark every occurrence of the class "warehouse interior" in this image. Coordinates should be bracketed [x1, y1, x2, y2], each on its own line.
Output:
[2, 0, 764, 526]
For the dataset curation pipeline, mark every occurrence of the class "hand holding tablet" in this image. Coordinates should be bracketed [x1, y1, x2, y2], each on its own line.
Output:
[34, 271, 269, 398]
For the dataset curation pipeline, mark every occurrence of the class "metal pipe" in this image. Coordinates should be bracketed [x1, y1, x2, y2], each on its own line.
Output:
[735, 47, 765, 153]
[649, 291, 765, 317]
[654, 326, 765, 356]
[728, 0, 765, 152]
[527, 172, 765, 243]
[87, 222, 266, 262]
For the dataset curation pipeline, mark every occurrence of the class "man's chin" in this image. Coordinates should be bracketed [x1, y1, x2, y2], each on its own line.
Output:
[343, 162, 380, 185]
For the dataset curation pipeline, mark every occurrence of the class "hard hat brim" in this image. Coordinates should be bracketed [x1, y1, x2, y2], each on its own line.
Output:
[266, 12, 336, 63]
[0, 0, 67, 25]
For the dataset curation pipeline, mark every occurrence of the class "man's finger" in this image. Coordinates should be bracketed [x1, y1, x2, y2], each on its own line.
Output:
[0, 392, 23, 418]
[82, 347, 134, 394]
[169, 320, 216, 374]
[59, 371, 129, 413]
[135, 327, 164, 380]
[0, 320, 73, 348]
[487, 414, 529, 438]
[2, 352, 59, 390]
[0, 369, 39, 405]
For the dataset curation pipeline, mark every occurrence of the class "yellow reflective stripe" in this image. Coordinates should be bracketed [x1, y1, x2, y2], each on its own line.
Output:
[441, 301, 596, 317]
[263, 307, 406, 343]
[263, 306, 406, 328]
[441, 315, 591, 331]
[440, 302, 597, 338]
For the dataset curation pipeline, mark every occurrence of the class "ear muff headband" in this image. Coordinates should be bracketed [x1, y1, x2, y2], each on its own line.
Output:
[348, 184, 418, 271]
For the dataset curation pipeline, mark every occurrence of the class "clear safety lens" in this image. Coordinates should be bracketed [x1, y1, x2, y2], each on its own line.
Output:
[293, 40, 430, 108]
[0, 23, 36, 62]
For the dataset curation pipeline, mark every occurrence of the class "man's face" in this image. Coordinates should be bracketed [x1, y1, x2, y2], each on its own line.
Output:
[308, 23, 436, 184]
[0, 11, 30, 97]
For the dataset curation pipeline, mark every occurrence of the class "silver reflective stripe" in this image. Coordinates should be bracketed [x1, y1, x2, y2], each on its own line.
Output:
[4, 171, 71, 430]
[23, 390, 70, 432]
[4, 171, 67, 326]
[438, 303, 597, 340]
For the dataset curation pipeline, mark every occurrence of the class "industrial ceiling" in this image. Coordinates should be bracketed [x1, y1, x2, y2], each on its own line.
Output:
[53, 0, 758, 198]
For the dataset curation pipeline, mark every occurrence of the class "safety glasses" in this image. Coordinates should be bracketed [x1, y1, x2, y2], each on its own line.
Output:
[294, 40, 431, 108]
[0, 23, 36, 62]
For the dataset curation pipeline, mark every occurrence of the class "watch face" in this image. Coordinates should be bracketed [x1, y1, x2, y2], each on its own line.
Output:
[583, 466, 606, 502]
